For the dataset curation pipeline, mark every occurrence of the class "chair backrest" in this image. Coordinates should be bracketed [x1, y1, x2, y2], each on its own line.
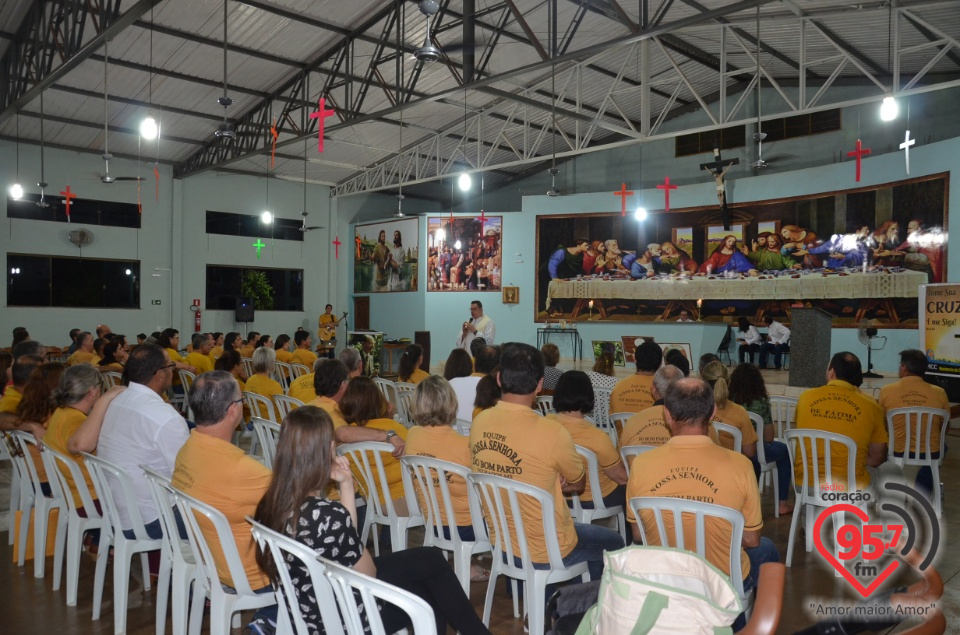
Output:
[141, 465, 192, 563]
[712, 422, 743, 454]
[467, 472, 566, 572]
[273, 394, 303, 419]
[453, 418, 472, 437]
[534, 395, 554, 416]
[885, 407, 950, 466]
[44, 445, 99, 516]
[81, 452, 157, 543]
[592, 386, 613, 430]
[336, 442, 403, 520]
[173, 487, 259, 596]
[572, 445, 618, 515]
[607, 411, 636, 446]
[8, 431, 55, 500]
[274, 362, 292, 392]
[101, 371, 123, 389]
[628, 496, 746, 601]
[290, 363, 309, 379]
[373, 378, 400, 415]
[400, 455, 488, 552]
[783, 429, 859, 504]
[747, 412, 767, 465]
[247, 517, 345, 635]
[240, 358, 255, 379]
[620, 444, 656, 476]
[394, 383, 416, 426]
[768, 396, 797, 440]
[251, 417, 282, 469]
[178, 369, 197, 393]
[242, 390, 278, 423]
[323, 558, 438, 635]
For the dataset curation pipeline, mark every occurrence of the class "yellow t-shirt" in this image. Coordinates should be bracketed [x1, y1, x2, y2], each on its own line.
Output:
[288, 373, 317, 403]
[548, 413, 621, 502]
[404, 425, 472, 527]
[877, 376, 950, 454]
[795, 379, 887, 489]
[620, 405, 671, 448]
[67, 351, 98, 366]
[99, 362, 124, 373]
[166, 348, 187, 386]
[210, 346, 224, 360]
[244, 374, 284, 420]
[712, 402, 759, 453]
[345, 418, 408, 505]
[275, 348, 293, 364]
[172, 430, 272, 589]
[610, 374, 656, 413]
[0, 387, 23, 414]
[626, 434, 762, 580]
[185, 351, 214, 375]
[306, 396, 347, 429]
[399, 368, 430, 385]
[470, 400, 584, 562]
[290, 348, 319, 368]
[44, 407, 96, 508]
[238, 345, 255, 359]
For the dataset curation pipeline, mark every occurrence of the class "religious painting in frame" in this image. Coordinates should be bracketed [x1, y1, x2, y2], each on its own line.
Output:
[427, 215, 503, 291]
[660, 343, 693, 365]
[621, 335, 655, 364]
[502, 286, 519, 304]
[535, 173, 948, 328]
[354, 217, 420, 293]
[671, 227, 694, 258]
[592, 340, 626, 366]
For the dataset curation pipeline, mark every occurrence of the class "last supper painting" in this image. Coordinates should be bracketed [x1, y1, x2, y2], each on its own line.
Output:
[536, 174, 947, 327]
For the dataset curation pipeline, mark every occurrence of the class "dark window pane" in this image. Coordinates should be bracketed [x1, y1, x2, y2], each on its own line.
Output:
[7, 254, 139, 308]
[7, 255, 50, 306]
[6, 193, 141, 228]
[206, 211, 304, 242]
[206, 265, 304, 312]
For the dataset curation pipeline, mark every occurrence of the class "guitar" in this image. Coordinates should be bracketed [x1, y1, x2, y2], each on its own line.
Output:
[318, 313, 347, 342]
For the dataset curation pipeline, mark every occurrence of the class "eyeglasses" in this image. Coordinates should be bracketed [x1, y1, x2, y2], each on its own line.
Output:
[155, 362, 177, 374]
[231, 398, 244, 407]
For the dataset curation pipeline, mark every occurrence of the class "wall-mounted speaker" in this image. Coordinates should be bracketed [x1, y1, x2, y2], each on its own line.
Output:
[235, 297, 255, 323]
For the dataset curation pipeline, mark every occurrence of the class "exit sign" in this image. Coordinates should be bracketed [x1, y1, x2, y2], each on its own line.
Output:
[152, 300, 162, 305]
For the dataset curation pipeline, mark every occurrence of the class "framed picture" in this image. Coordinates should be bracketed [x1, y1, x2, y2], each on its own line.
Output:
[659, 343, 693, 364]
[354, 218, 419, 293]
[592, 340, 626, 366]
[427, 215, 503, 291]
[346, 331, 383, 377]
[671, 227, 694, 258]
[502, 286, 519, 304]
[621, 335, 655, 364]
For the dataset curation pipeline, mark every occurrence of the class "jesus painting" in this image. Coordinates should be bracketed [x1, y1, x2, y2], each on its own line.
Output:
[698, 235, 759, 276]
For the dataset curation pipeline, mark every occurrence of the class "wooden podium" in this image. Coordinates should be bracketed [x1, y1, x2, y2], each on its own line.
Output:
[788, 308, 833, 388]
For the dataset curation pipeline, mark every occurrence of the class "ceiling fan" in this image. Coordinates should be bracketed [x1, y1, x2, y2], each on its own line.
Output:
[36, 91, 50, 208]
[410, 0, 485, 63]
[299, 139, 324, 232]
[99, 40, 142, 184]
[750, 6, 795, 171]
[214, 0, 235, 140]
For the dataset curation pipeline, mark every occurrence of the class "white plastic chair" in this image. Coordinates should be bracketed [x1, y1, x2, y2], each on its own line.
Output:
[241, 391, 277, 458]
[468, 472, 590, 635]
[591, 386, 613, 431]
[290, 363, 310, 379]
[274, 361, 293, 392]
[324, 557, 439, 635]
[179, 370, 198, 419]
[172, 489, 275, 635]
[607, 411, 636, 446]
[81, 452, 161, 635]
[240, 358, 255, 378]
[272, 394, 303, 419]
[400, 455, 491, 594]
[42, 446, 103, 605]
[373, 377, 403, 421]
[534, 395, 554, 416]
[394, 382, 416, 426]
[337, 441, 424, 556]
[141, 466, 200, 635]
[769, 396, 797, 441]
[1, 432, 26, 547]
[782, 429, 859, 569]
[101, 371, 123, 389]
[248, 517, 345, 635]
[885, 406, 950, 517]
[620, 444, 657, 477]
[453, 418, 472, 437]
[748, 412, 779, 518]
[628, 496, 753, 615]
[712, 421, 743, 453]
[571, 445, 626, 541]
[9, 430, 66, 578]
[251, 417, 282, 470]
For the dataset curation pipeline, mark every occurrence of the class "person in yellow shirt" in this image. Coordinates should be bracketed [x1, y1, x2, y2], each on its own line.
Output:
[238, 332, 259, 359]
[620, 365, 685, 449]
[795, 352, 900, 491]
[185, 333, 215, 375]
[397, 343, 430, 385]
[701, 361, 758, 459]
[209, 332, 225, 360]
[547, 371, 627, 508]
[610, 340, 662, 413]
[0, 356, 36, 415]
[96, 340, 128, 373]
[338, 376, 409, 514]
[10, 359, 63, 491]
[472, 374, 500, 420]
[245, 347, 284, 421]
[470, 342, 623, 580]
[290, 331, 319, 368]
[626, 377, 777, 632]
[877, 348, 948, 495]
[215, 350, 251, 422]
[171, 371, 277, 632]
[274, 334, 293, 364]
[159, 329, 197, 390]
[66, 332, 98, 366]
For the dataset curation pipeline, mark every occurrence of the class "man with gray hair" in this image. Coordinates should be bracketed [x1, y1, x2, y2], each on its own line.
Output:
[185, 332, 214, 374]
[339, 346, 363, 378]
[172, 371, 277, 633]
[619, 365, 685, 448]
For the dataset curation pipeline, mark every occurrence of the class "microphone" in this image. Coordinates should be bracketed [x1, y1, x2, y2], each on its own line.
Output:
[469, 317, 474, 323]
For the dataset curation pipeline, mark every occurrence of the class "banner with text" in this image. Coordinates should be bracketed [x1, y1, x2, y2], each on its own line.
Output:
[920, 282, 960, 377]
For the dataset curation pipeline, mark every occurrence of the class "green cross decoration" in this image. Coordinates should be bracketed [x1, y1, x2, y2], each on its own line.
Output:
[253, 238, 265, 258]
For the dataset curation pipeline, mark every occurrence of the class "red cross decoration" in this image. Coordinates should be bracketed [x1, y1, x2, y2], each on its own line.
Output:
[355, 234, 362, 259]
[333, 235, 342, 259]
[153, 164, 160, 202]
[846, 139, 872, 182]
[614, 183, 633, 217]
[269, 119, 279, 168]
[478, 209, 487, 225]
[308, 97, 336, 153]
[60, 185, 77, 222]
[657, 176, 678, 212]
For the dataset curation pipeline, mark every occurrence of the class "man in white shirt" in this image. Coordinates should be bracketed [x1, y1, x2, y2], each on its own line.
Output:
[456, 300, 495, 352]
[97, 344, 190, 539]
[759, 315, 791, 370]
[676, 309, 694, 322]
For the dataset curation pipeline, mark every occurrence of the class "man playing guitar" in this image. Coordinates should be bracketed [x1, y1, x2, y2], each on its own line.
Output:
[318, 304, 346, 358]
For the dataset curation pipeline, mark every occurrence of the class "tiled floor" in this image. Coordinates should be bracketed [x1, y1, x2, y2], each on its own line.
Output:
[1, 367, 956, 634]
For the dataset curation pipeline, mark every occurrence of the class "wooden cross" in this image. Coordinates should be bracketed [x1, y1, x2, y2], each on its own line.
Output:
[60, 185, 77, 222]
[253, 238, 265, 258]
[656, 176, 678, 212]
[899, 130, 915, 175]
[333, 235, 342, 259]
[846, 139, 871, 182]
[355, 234, 362, 259]
[478, 209, 487, 225]
[309, 97, 336, 153]
[613, 183, 633, 217]
[700, 148, 739, 230]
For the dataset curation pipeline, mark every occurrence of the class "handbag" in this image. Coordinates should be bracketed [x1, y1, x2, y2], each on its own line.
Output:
[576, 546, 742, 635]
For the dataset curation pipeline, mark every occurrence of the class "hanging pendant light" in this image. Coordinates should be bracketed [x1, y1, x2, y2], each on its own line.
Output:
[9, 108, 23, 199]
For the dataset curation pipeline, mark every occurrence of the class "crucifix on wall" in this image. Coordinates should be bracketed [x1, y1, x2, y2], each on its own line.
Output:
[700, 147, 739, 230]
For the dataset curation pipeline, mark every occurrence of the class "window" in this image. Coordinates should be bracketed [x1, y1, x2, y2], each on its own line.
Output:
[206, 211, 305, 242]
[761, 109, 841, 142]
[7, 254, 140, 308]
[675, 126, 746, 157]
[7, 193, 142, 228]
[206, 265, 304, 312]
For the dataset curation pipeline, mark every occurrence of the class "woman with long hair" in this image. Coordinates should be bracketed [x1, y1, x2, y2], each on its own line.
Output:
[444, 348, 480, 422]
[397, 343, 429, 384]
[158, 328, 196, 387]
[338, 377, 409, 515]
[273, 334, 292, 364]
[700, 360, 758, 460]
[223, 332, 242, 353]
[729, 363, 794, 515]
[736, 317, 762, 364]
[254, 407, 490, 635]
[16, 362, 67, 493]
[255, 334, 273, 350]
[472, 374, 500, 419]
[586, 351, 619, 391]
[98, 340, 128, 372]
